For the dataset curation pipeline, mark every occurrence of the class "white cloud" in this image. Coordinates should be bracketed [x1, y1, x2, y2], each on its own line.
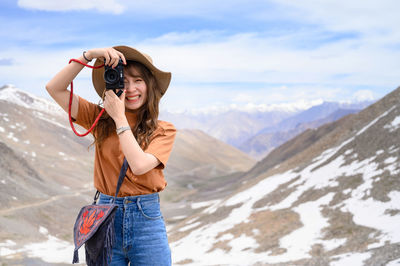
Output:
[17, 0, 124, 14]
[0, 29, 395, 113]
[121, 0, 270, 19]
[135, 30, 400, 88]
[268, 0, 400, 34]
[352, 90, 375, 102]
[232, 93, 255, 103]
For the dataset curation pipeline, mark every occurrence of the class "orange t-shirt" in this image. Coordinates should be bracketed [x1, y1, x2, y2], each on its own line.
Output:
[74, 96, 176, 197]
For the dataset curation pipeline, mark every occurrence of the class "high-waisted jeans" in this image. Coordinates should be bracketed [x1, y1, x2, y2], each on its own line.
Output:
[98, 192, 171, 266]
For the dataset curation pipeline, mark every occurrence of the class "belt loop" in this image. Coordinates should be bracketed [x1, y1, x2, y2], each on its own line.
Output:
[157, 193, 160, 202]
[136, 198, 142, 210]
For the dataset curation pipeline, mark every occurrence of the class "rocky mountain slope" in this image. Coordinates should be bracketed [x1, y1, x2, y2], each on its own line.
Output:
[167, 86, 400, 265]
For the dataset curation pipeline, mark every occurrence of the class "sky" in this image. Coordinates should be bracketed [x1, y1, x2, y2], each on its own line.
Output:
[0, 0, 399, 114]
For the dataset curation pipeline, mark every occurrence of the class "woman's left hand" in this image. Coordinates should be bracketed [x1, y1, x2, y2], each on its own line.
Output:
[104, 89, 126, 122]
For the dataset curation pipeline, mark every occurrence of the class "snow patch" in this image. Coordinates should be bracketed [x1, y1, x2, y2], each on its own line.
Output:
[228, 233, 259, 253]
[342, 190, 400, 247]
[387, 258, 400, 266]
[344, 149, 353, 155]
[330, 251, 372, 266]
[271, 193, 335, 261]
[191, 199, 220, 209]
[39, 226, 49, 235]
[357, 106, 395, 136]
[384, 115, 400, 132]
[384, 156, 398, 165]
[0, 233, 85, 264]
[0, 240, 17, 256]
[179, 222, 202, 232]
[219, 233, 234, 241]
[6, 132, 19, 142]
[388, 145, 398, 153]
[170, 215, 186, 220]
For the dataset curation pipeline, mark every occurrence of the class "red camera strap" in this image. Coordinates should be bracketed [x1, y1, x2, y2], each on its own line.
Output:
[68, 59, 105, 137]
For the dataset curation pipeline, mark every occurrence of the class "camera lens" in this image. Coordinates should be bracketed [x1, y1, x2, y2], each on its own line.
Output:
[104, 68, 119, 84]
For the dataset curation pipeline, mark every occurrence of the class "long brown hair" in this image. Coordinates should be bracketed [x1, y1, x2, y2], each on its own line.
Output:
[91, 60, 162, 150]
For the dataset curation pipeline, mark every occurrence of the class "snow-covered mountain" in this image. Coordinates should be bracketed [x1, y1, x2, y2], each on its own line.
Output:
[0, 84, 64, 116]
[167, 86, 400, 265]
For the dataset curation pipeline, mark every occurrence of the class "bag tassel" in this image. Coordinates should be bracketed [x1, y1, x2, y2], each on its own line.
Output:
[73, 249, 79, 264]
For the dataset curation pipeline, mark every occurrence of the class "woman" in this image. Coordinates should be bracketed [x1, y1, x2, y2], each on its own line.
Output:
[46, 46, 176, 265]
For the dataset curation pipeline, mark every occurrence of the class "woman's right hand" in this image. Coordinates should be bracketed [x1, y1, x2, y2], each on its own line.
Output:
[85, 47, 127, 68]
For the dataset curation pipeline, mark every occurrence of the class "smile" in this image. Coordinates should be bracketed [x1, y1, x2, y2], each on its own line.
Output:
[126, 95, 140, 101]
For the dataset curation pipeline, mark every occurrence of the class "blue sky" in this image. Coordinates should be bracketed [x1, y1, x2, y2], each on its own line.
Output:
[0, 0, 399, 114]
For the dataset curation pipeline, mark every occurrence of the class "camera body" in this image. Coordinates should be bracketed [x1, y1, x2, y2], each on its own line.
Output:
[104, 59, 124, 92]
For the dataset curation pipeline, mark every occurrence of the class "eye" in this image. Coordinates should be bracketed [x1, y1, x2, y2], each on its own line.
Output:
[135, 78, 143, 82]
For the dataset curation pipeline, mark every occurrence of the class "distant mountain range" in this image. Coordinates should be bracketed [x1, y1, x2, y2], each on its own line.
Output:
[160, 108, 295, 148]
[161, 96, 374, 159]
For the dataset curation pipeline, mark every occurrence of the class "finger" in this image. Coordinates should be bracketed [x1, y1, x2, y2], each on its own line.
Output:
[111, 53, 120, 68]
[105, 90, 115, 99]
[104, 51, 111, 66]
[107, 89, 121, 101]
[116, 51, 127, 65]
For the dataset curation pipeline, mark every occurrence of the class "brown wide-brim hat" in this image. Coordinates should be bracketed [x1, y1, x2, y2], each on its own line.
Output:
[92, 45, 171, 98]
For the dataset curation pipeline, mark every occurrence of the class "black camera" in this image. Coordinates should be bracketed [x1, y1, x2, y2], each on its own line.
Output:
[104, 59, 124, 95]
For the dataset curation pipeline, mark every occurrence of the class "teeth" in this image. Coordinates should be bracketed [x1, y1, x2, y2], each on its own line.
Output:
[127, 96, 139, 100]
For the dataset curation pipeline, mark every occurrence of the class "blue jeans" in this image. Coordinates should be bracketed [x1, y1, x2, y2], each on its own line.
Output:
[98, 192, 171, 266]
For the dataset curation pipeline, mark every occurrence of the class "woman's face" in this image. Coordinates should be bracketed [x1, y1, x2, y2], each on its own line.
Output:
[122, 66, 147, 110]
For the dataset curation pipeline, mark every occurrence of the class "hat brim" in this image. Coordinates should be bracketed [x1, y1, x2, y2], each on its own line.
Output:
[92, 45, 171, 98]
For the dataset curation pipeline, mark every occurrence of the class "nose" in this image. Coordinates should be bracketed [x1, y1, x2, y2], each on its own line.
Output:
[124, 82, 137, 91]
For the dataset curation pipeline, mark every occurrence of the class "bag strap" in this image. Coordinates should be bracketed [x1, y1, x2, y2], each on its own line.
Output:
[92, 157, 129, 204]
[113, 157, 129, 202]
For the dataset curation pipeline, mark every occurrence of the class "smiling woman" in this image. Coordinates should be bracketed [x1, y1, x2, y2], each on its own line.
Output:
[45, 45, 176, 265]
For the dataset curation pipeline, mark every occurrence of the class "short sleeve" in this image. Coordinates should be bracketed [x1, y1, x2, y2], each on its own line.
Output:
[145, 121, 177, 170]
[73, 96, 101, 131]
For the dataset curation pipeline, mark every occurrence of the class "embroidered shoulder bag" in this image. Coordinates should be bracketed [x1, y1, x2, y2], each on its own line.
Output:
[72, 158, 128, 265]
